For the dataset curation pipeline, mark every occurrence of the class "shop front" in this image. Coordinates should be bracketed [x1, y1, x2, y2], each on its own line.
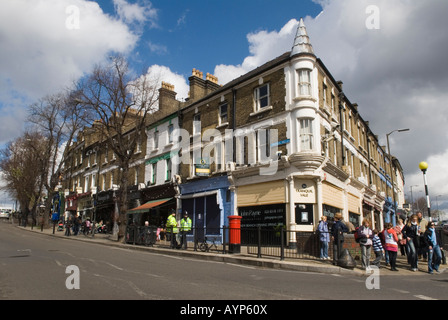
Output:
[76, 191, 93, 220]
[179, 175, 231, 243]
[95, 190, 116, 233]
[322, 181, 344, 225]
[139, 182, 177, 229]
[237, 179, 286, 245]
[65, 193, 78, 222]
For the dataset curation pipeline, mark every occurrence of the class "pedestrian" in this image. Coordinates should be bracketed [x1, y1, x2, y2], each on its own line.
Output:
[331, 212, 349, 265]
[371, 229, 384, 268]
[166, 211, 179, 249]
[317, 216, 330, 260]
[357, 218, 373, 271]
[417, 211, 428, 261]
[402, 214, 420, 271]
[424, 222, 442, 274]
[179, 211, 192, 250]
[395, 218, 406, 256]
[383, 222, 399, 271]
[65, 216, 72, 236]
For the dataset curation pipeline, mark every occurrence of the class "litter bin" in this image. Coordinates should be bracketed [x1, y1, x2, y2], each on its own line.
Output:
[228, 215, 242, 253]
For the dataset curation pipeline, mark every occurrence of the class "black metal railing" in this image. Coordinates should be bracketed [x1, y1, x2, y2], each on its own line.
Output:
[242, 227, 331, 261]
[124, 225, 332, 261]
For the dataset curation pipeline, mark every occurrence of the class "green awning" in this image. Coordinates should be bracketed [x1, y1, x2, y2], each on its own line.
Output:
[145, 151, 178, 165]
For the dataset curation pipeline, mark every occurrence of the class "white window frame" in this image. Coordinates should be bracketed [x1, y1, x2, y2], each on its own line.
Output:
[257, 129, 271, 162]
[299, 118, 314, 151]
[154, 129, 159, 149]
[298, 69, 312, 96]
[166, 158, 171, 182]
[168, 124, 174, 144]
[84, 176, 90, 193]
[219, 103, 228, 125]
[193, 113, 201, 135]
[151, 163, 157, 185]
[254, 83, 270, 111]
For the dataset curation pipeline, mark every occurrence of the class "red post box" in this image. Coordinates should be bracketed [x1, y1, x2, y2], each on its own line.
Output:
[228, 215, 242, 253]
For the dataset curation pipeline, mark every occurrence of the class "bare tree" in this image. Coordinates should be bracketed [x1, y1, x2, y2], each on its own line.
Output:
[0, 132, 47, 226]
[27, 91, 87, 227]
[75, 55, 159, 241]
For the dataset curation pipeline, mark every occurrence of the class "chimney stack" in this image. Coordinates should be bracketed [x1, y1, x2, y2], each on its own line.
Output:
[188, 68, 221, 102]
[158, 81, 178, 115]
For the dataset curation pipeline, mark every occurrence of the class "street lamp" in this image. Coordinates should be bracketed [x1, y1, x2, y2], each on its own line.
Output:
[386, 128, 410, 225]
[419, 161, 431, 221]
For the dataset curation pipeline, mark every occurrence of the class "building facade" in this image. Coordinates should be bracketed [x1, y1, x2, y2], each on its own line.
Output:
[60, 19, 405, 243]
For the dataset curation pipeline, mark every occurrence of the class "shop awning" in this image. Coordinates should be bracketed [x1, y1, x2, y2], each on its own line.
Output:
[128, 198, 173, 214]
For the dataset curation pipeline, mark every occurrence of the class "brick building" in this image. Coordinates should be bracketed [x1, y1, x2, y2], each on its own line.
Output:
[168, 18, 405, 246]
[60, 18, 405, 245]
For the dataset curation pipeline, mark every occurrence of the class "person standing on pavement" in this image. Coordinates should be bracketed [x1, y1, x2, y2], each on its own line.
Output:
[395, 218, 406, 256]
[179, 212, 192, 250]
[166, 211, 179, 249]
[65, 216, 72, 236]
[402, 214, 420, 271]
[318, 216, 330, 260]
[424, 222, 442, 274]
[357, 218, 373, 271]
[417, 211, 428, 261]
[331, 212, 349, 265]
[383, 223, 399, 271]
[371, 229, 384, 268]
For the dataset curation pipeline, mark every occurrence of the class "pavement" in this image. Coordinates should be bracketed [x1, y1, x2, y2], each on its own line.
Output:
[15, 224, 448, 277]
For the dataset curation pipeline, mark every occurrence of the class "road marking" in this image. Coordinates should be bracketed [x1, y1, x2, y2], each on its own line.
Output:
[226, 263, 256, 270]
[391, 288, 410, 294]
[105, 262, 123, 270]
[414, 294, 438, 300]
[160, 254, 184, 260]
[55, 260, 63, 267]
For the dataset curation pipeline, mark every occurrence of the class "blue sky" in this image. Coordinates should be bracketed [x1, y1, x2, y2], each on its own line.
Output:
[106, 0, 322, 85]
[113, 1, 320, 70]
[1, 0, 448, 213]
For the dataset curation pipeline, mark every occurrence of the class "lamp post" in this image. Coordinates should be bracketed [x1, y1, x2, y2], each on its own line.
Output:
[386, 128, 409, 225]
[419, 161, 431, 221]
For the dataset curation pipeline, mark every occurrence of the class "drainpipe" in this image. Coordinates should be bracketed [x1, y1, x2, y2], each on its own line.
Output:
[338, 91, 345, 167]
[232, 88, 237, 163]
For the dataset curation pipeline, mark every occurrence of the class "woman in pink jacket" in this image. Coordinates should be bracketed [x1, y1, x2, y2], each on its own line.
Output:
[383, 222, 399, 271]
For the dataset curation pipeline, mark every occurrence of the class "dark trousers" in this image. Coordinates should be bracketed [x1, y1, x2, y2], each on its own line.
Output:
[170, 232, 178, 248]
[388, 250, 397, 269]
[180, 231, 189, 249]
[332, 239, 344, 265]
[372, 250, 383, 267]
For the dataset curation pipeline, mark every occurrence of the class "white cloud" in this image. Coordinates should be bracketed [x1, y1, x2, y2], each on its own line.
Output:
[148, 41, 168, 55]
[213, 0, 448, 209]
[214, 18, 299, 85]
[113, 0, 158, 29]
[0, 0, 142, 144]
[143, 65, 189, 101]
[304, 0, 448, 201]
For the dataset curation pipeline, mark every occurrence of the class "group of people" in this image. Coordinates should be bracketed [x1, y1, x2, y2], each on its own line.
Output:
[318, 211, 443, 274]
[165, 210, 192, 250]
[64, 216, 107, 236]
